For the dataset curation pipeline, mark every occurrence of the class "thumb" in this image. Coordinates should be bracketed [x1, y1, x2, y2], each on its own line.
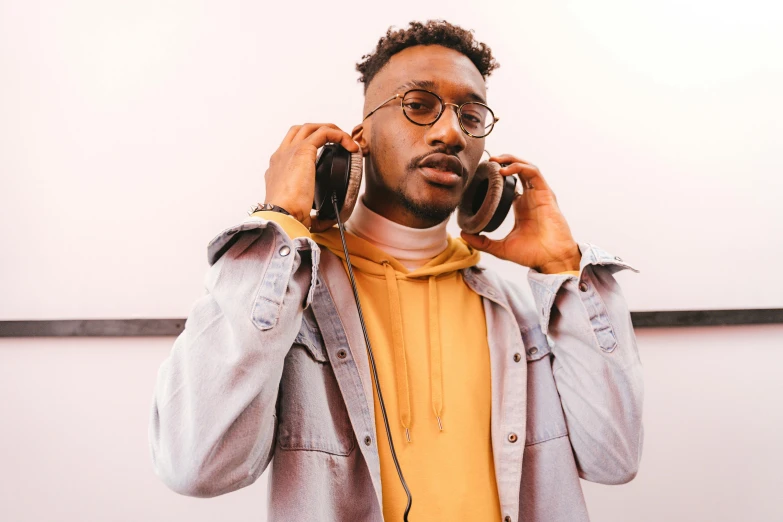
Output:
[460, 231, 504, 258]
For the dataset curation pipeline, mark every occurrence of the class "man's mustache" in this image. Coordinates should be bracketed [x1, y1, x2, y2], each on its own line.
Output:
[407, 149, 466, 175]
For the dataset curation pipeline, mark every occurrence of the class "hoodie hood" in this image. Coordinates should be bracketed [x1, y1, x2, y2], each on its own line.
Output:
[313, 226, 480, 278]
[312, 226, 480, 440]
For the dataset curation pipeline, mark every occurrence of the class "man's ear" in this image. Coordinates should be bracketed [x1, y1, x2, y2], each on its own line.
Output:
[351, 124, 369, 156]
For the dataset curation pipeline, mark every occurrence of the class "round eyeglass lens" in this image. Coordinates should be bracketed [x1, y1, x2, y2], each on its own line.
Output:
[402, 90, 442, 125]
[460, 103, 494, 137]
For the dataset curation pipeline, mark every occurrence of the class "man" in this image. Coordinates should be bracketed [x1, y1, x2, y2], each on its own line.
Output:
[149, 20, 644, 522]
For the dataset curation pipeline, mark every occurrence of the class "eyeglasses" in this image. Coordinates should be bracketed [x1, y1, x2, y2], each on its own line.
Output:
[362, 88, 499, 138]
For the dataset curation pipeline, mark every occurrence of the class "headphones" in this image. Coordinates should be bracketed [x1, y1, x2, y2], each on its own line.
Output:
[312, 143, 517, 233]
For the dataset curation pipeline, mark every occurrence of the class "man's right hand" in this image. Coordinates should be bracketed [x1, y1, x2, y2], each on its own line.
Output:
[263, 123, 360, 231]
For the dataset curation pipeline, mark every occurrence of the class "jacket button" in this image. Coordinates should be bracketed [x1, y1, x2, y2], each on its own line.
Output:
[364, 436, 372, 446]
[513, 353, 521, 362]
[279, 245, 291, 257]
[578, 282, 588, 292]
[508, 433, 518, 443]
[337, 349, 347, 359]
[505, 516, 512, 522]
[527, 347, 538, 356]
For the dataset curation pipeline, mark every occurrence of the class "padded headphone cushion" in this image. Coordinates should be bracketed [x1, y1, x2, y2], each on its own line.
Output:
[457, 161, 504, 235]
[339, 149, 363, 223]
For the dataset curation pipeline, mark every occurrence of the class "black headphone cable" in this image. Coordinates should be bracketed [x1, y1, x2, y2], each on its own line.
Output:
[331, 193, 413, 521]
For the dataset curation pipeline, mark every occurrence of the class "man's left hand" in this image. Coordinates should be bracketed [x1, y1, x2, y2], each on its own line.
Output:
[460, 154, 581, 274]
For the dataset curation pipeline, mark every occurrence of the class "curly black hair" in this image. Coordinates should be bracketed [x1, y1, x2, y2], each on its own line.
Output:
[356, 20, 500, 92]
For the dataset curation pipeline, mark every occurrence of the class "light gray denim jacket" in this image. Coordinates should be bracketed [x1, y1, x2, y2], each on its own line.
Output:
[149, 214, 644, 522]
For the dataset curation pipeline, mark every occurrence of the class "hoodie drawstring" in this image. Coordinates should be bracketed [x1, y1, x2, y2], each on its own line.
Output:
[429, 276, 444, 432]
[382, 261, 444, 442]
[383, 262, 412, 442]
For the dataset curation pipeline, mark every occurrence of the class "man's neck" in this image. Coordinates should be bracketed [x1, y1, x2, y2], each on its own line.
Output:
[345, 196, 449, 270]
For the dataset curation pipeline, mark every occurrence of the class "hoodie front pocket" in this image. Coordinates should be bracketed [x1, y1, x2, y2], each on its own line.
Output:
[276, 343, 355, 456]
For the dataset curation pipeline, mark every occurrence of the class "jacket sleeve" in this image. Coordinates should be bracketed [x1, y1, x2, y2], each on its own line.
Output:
[527, 241, 644, 485]
[148, 215, 320, 498]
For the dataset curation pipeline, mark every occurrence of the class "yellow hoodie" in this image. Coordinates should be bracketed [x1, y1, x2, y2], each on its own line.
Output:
[254, 210, 575, 521]
[315, 221, 501, 521]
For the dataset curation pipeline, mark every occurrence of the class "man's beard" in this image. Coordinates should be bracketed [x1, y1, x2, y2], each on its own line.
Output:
[371, 154, 458, 225]
[395, 185, 455, 224]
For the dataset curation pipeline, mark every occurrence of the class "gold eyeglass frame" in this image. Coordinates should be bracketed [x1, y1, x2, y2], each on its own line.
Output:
[362, 88, 499, 138]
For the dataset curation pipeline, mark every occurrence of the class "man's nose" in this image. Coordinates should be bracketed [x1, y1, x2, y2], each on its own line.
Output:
[424, 105, 467, 152]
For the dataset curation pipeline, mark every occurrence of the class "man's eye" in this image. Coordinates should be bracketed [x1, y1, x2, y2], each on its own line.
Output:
[462, 113, 481, 124]
[404, 100, 435, 111]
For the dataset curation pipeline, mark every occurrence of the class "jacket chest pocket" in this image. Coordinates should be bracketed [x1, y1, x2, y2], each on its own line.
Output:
[276, 312, 356, 456]
[522, 325, 569, 446]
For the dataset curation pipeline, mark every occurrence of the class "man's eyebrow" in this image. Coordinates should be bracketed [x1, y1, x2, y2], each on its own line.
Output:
[464, 91, 487, 104]
[394, 79, 487, 104]
[395, 79, 437, 92]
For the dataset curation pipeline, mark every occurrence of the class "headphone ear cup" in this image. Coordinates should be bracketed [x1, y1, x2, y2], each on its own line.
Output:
[313, 144, 363, 225]
[339, 150, 363, 223]
[458, 161, 504, 234]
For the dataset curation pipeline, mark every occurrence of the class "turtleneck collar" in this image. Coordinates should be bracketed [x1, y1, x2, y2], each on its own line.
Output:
[344, 196, 449, 270]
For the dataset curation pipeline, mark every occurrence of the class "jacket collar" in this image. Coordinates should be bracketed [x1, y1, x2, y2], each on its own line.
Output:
[460, 265, 513, 312]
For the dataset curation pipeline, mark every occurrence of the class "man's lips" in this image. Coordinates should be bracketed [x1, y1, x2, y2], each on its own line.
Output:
[416, 153, 464, 187]
[418, 153, 464, 176]
[418, 167, 461, 187]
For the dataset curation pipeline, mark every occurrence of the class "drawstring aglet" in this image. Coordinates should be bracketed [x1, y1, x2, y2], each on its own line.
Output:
[405, 428, 411, 443]
[437, 416, 443, 431]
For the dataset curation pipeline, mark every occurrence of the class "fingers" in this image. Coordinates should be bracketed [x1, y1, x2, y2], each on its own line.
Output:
[491, 158, 550, 192]
[489, 154, 532, 165]
[292, 123, 338, 143]
[288, 123, 359, 152]
[282, 125, 303, 146]
[307, 127, 360, 153]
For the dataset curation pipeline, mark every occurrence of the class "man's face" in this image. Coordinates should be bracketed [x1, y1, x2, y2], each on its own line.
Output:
[355, 45, 488, 227]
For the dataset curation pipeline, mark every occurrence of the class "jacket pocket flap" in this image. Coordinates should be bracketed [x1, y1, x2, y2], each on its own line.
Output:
[251, 229, 296, 331]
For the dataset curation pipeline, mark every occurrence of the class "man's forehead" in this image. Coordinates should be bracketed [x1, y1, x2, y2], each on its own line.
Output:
[368, 45, 487, 103]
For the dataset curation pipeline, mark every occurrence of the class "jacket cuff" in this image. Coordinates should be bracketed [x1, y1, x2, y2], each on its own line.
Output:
[527, 241, 640, 335]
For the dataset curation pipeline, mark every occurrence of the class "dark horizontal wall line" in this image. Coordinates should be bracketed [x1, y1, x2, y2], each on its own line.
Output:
[631, 308, 783, 327]
[1, 309, 782, 337]
[0, 319, 186, 337]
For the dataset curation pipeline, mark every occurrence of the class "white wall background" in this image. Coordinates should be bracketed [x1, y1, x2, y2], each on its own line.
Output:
[1, 0, 781, 320]
[2, 0, 782, 521]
